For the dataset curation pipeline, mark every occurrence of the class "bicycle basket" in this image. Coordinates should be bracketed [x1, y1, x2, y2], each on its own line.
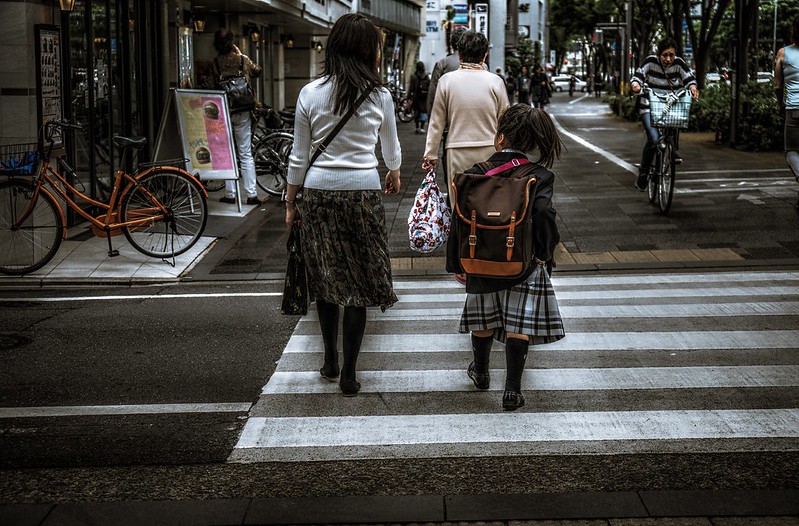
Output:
[0, 143, 39, 176]
[648, 89, 692, 128]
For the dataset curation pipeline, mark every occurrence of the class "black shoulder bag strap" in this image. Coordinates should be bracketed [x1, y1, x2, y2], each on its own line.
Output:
[306, 87, 372, 172]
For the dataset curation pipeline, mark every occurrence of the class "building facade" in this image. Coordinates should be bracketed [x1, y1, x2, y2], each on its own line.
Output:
[1, 0, 422, 221]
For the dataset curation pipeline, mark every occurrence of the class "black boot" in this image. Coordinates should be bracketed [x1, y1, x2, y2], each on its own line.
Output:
[340, 306, 367, 396]
[503, 337, 528, 411]
[467, 333, 493, 389]
[316, 299, 340, 381]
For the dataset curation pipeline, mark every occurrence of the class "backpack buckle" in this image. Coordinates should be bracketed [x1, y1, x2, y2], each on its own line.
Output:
[468, 235, 477, 246]
[506, 236, 515, 248]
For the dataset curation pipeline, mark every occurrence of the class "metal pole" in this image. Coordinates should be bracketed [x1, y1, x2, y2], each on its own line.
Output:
[774, 0, 779, 62]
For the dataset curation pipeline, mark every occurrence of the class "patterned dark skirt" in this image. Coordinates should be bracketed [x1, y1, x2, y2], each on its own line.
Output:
[300, 188, 398, 312]
[459, 264, 565, 346]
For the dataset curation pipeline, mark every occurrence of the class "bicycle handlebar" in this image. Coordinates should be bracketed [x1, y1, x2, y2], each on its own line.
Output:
[635, 84, 688, 98]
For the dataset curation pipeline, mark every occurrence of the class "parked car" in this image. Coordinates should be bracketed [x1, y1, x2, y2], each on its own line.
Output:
[705, 72, 722, 84]
[756, 71, 773, 84]
[551, 74, 587, 92]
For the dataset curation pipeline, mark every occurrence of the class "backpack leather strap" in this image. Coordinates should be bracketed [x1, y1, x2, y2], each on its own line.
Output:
[484, 157, 530, 176]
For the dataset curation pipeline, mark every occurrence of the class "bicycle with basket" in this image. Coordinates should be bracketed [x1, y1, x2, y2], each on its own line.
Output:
[642, 85, 693, 214]
[0, 120, 208, 275]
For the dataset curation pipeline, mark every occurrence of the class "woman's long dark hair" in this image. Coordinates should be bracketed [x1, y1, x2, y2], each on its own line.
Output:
[497, 104, 564, 168]
[322, 13, 384, 115]
[214, 29, 234, 55]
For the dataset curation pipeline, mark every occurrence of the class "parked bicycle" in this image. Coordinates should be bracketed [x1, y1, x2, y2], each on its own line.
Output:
[388, 84, 415, 123]
[639, 86, 693, 214]
[0, 120, 208, 275]
[251, 106, 294, 197]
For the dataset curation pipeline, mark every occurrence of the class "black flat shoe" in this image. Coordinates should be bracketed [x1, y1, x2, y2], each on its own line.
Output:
[219, 196, 236, 204]
[320, 362, 339, 381]
[502, 390, 525, 411]
[339, 379, 361, 397]
[467, 361, 490, 390]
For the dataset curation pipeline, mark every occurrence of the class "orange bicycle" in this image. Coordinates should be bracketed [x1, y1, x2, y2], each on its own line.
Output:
[0, 121, 208, 275]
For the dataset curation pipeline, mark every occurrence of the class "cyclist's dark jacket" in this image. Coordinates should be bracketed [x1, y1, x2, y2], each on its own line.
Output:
[446, 150, 560, 294]
[631, 55, 697, 113]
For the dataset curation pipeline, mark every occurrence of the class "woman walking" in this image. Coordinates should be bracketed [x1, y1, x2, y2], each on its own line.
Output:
[284, 13, 402, 397]
[409, 60, 431, 134]
[775, 15, 799, 212]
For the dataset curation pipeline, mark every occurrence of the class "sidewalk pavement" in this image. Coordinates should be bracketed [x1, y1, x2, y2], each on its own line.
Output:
[2, 93, 797, 290]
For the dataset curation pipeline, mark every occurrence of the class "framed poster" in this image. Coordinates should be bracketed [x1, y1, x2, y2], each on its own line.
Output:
[173, 89, 239, 181]
[34, 24, 64, 148]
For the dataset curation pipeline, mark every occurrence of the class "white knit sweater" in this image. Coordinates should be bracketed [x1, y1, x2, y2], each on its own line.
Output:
[287, 77, 402, 190]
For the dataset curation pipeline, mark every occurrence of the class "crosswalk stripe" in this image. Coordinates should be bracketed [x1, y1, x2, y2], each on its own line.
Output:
[233, 408, 799, 450]
[298, 302, 799, 322]
[397, 286, 799, 303]
[283, 331, 799, 353]
[261, 366, 799, 394]
[230, 270, 799, 463]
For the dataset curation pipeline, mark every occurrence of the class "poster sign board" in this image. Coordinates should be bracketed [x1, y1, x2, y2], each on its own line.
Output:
[34, 25, 64, 148]
[475, 4, 489, 38]
[154, 88, 241, 209]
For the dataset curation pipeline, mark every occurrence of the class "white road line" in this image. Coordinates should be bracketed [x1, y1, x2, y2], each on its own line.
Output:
[0, 402, 253, 418]
[0, 292, 282, 303]
[397, 286, 799, 303]
[568, 94, 591, 105]
[235, 408, 799, 449]
[299, 302, 799, 321]
[282, 330, 799, 354]
[551, 272, 799, 286]
[550, 115, 638, 174]
[680, 169, 792, 176]
[262, 366, 799, 394]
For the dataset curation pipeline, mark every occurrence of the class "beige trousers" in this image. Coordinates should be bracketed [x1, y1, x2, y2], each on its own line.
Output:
[446, 145, 497, 193]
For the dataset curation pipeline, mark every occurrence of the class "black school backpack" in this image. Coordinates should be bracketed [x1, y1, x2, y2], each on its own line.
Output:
[451, 159, 541, 279]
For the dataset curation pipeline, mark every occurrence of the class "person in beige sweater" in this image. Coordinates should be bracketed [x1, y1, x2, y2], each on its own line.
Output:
[423, 30, 509, 189]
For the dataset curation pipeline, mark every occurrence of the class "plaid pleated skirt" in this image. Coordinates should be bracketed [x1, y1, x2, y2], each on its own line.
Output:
[300, 188, 398, 312]
[459, 264, 565, 346]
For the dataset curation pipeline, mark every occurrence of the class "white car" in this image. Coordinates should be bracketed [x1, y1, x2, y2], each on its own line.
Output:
[756, 71, 773, 84]
[551, 74, 587, 92]
[705, 72, 722, 84]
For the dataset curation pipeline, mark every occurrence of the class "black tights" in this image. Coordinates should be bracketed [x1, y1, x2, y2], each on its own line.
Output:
[316, 299, 367, 381]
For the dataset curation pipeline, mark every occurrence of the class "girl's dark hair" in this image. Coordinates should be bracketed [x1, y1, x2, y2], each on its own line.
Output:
[657, 37, 678, 55]
[322, 13, 384, 115]
[457, 30, 489, 63]
[214, 29, 234, 55]
[497, 104, 564, 168]
[792, 15, 799, 45]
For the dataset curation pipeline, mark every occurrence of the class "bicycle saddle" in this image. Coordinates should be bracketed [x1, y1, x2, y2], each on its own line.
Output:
[278, 109, 295, 120]
[113, 136, 148, 150]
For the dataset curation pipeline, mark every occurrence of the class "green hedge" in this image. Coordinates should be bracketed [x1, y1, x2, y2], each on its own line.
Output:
[606, 81, 782, 151]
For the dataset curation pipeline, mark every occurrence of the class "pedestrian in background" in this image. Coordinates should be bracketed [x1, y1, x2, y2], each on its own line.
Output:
[284, 13, 402, 397]
[451, 104, 565, 410]
[210, 28, 263, 205]
[516, 66, 531, 105]
[424, 30, 509, 190]
[504, 68, 516, 103]
[409, 60, 430, 134]
[775, 14, 799, 212]
[531, 64, 549, 108]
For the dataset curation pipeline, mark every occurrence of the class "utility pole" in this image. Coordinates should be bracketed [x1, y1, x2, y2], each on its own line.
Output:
[730, 0, 744, 147]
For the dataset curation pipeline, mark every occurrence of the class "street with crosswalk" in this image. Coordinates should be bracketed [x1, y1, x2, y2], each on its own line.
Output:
[231, 270, 799, 470]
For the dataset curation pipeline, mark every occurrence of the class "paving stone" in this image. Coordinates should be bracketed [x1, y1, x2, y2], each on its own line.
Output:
[710, 518, 799, 526]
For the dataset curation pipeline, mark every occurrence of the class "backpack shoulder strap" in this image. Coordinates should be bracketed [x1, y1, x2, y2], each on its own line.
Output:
[474, 161, 493, 174]
[213, 57, 221, 79]
[239, 55, 245, 75]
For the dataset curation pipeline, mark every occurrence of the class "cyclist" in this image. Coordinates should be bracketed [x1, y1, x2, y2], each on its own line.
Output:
[630, 37, 699, 191]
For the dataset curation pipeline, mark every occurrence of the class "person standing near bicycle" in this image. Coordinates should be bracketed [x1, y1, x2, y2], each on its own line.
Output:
[284, 13, 401, 397]
[630, 37, 699, 192]
[774, 14, 799, 212]
[210, 28, 263, 206]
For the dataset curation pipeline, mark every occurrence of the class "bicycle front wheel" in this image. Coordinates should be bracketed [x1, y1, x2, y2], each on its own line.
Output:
[647, 167, 657, 204]
[658, 141, 675, 214]
[0, 180, 63, 275]
[397, 98, 415, 123]
[254, 132, 292, 196]
[121, 170, 208, 258]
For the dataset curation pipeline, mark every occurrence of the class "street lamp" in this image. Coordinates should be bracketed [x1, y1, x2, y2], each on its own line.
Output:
[58, 0, 76, 11]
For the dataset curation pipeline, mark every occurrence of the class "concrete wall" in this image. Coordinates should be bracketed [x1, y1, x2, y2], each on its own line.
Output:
[0, 0, 56, 144]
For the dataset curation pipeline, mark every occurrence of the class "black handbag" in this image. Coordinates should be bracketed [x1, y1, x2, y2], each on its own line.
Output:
[281, 223, 308, 315]
[215, 56, 255, 114]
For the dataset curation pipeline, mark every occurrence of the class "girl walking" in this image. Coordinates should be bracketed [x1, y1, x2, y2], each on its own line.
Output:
[449, 104, 565, 410]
